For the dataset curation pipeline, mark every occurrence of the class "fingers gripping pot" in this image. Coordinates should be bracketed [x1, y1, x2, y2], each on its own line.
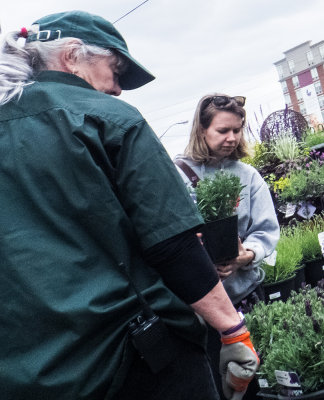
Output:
[220, 331, 260, 400]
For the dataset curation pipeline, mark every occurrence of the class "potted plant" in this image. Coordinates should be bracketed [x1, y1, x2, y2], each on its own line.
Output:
[302, 128, 324, 149]
[245, 283, 324, 399]
[269, 132, 302, 164]
[277, 160, 324, 208]
[262, 227, 303, 302]
[195, 170, 245, 263]
[292, 214, 324, 287]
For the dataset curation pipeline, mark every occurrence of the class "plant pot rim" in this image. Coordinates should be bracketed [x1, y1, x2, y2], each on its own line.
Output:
[295, 264, 305, 270]
[263, 274, 296, 287]
[205, 214, 238, 224]
[304, 256, 324, 263]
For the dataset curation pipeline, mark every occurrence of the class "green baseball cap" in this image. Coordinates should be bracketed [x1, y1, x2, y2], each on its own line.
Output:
[26, 10, 155, 90]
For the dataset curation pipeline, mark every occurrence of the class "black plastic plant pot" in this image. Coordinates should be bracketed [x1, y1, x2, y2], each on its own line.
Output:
[263, 275, 296, 303]
[201, 215, 238, 264]
[304, 257, 324, 287]
[294, 264, 306, 291]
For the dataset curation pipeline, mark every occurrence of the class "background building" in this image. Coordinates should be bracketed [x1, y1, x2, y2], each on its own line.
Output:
[274, 40, 324, 126]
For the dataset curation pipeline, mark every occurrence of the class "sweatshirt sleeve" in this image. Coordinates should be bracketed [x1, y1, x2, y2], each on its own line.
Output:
[241, 173, 280, 269]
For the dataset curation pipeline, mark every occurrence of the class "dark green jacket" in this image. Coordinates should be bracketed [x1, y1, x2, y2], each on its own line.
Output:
[0, 71, 205, 399]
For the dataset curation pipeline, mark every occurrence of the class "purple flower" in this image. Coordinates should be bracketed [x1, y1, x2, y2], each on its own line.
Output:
[305, 163, 310, 168]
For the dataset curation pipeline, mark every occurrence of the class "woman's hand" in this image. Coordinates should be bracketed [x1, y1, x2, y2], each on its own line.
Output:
[216, 238, 255, 280]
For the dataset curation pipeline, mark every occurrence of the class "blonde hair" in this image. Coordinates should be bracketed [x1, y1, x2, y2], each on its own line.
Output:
[184, 93, 249, 163]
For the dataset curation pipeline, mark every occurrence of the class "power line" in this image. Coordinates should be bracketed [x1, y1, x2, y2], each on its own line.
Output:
[159, 120, 188, 139]
[113, 0, 150, 24]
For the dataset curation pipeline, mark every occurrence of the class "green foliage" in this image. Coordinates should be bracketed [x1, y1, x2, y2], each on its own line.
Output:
[278, 160, 324, 204]
[195, 171, 245, 222]
[263, 225, 303, 283]
[246, 285, 324, 394]
[270, 133, 301, 162]
[241, 141, 276, 170]
[303, 129, 324, 148]
[289, 214, 324, 262]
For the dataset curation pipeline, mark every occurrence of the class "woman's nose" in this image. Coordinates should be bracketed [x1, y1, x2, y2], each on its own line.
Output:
[112, 83, 122, 96]
[226, 131, 236, 141]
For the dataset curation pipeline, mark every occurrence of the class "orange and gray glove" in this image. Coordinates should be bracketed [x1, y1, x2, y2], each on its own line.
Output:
[219, 331, 260, 400]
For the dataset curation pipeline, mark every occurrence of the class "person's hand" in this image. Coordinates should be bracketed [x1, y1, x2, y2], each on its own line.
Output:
[220, 331, 260, 400]
[216, 239, 255, 280]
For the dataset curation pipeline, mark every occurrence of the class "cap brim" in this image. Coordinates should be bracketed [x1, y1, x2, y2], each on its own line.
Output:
[116, 48, 155, 90]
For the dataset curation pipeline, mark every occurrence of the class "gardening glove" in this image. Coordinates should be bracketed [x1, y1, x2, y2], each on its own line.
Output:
[220, 331, 259, 400]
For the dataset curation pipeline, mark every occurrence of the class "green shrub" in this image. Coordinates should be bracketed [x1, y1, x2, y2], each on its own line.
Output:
[246, 285, 324, 394]
[303, 129, 324, 148]
[270, 133, 301, 162]
[291, 214, 324, 262]
[263, 226, 303, 283]
[278, 160, 324, 204]
[241, 141, 275, 170]
[195, 171, 245, 222]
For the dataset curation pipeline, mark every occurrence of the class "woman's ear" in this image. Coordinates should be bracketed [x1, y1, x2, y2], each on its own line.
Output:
[59, 40, 81, 73]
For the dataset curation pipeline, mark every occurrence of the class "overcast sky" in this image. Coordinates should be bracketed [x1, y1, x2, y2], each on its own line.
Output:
[1, 0, 324, 158]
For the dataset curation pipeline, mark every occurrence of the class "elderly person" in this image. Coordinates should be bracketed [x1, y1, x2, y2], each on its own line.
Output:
[175, 93, 280, 399]
[0, 15, 259, 400]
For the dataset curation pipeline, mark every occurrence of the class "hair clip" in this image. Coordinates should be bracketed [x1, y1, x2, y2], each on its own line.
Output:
[19, 27, 28, 38]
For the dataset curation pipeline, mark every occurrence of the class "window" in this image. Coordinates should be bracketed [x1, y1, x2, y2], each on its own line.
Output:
[311, 68, 319, 80]
[277, 65, 284, 79]
[281, 80, 288, 92]
[284, 93, 291, 106]
[299, 105, 307, 115]
[314, 81, 322, 95]
[288, 60, 295, 73]
[319, 45, 324, 59]
[296, 89, 303, 101]
[292, 76, 299, 88]
[306, 51, 314, 65]
[319, 96, 324, 108]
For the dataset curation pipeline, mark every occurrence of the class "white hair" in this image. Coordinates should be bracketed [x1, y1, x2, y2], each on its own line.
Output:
[0, 32, 127, 105]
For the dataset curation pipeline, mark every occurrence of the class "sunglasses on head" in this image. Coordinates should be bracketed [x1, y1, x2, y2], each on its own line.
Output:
[204, 95, 246, 108]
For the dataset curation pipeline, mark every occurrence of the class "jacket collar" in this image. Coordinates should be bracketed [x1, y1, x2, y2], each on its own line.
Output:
[34, 70, 95, 91]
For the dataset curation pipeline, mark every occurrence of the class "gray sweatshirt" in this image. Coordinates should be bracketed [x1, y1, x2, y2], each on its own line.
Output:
[174, 155, 280, 305]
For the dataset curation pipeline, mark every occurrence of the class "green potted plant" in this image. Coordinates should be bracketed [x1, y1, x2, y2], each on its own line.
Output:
[278, 160, 324, 207]
[270, 132, 302, 164]
[195, 170, 245, 263]
[262, 226, 303, 302]
[246, 283, 324, 399]
[292, 214, 324, 287]
[302, 128, 324, 149]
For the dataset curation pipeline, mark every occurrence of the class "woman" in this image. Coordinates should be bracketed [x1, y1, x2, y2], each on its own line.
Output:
[175, 93, 279, 305]
[0, 13, 259, 400]
[175, 94, 280, 398]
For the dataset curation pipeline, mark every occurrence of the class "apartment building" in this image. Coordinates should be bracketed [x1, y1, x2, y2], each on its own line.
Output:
[274, 40, 324, 126]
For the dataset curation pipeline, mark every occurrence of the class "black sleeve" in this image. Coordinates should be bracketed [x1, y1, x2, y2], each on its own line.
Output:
[143, 229, 219, 304]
